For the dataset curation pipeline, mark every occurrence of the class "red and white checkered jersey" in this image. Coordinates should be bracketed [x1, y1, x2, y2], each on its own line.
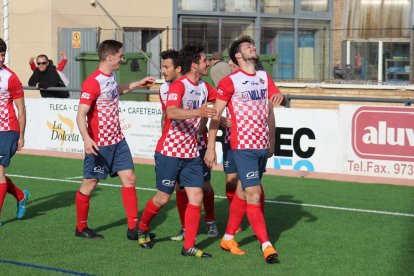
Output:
[0, 66, 24, 132]
[79, 69, 124, 146]
[156, 76, 217, 158]
[217, 69, 281, 150]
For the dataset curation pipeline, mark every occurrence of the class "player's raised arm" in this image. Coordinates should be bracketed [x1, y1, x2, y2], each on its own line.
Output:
[118, 76, 155, 95]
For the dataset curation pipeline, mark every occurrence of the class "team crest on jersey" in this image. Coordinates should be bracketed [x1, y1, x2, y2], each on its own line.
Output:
[168, 93, 178, 101]
[259, 78, 265, 84]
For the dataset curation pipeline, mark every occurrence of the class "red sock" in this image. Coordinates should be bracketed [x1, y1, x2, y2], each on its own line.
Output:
[121, 187, 138, 229]
[246, 203, 269, 244]
[260, 185, 265, 213]
[76, 191, 90, 231]
[225, 185, 235, 205]
[203, 188, 215, 223]
[0, 183, 7, 214]
[225, 194, 246, 235]
[175, 189, 188, 229]
[6, 176, 24, 201]
[183, 204, 201, 249]
[138, 198, 159, 231]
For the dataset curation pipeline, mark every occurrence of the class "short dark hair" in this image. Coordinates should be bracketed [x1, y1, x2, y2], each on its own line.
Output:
[179, 44, 205, 74]
[36, 54, 49, 61]
[97, 40, 123, 61]
[161, 49, 180, 68]
[228, 35, 255, 66]
[0, 38, 7, 52]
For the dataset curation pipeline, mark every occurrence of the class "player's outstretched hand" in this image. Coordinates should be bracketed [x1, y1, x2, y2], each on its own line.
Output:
[270, 93, 286, 106]
[199, 103, 216, 118]
[138, 76, 156, 88]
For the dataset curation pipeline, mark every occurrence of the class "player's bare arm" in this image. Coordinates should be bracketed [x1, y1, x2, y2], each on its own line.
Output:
[14, 97, 26, 151]
[219, 116, 232, 128]
[204, 99, 227, 168]
[76, 103, 99, 156]
[118, 76, 156, 95]
[166, 103, 216, 120]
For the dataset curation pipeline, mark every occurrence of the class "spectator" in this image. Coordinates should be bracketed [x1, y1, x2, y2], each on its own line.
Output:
[28, 54, 69, 98]
[209, 52, 231, 87]
[29, 51, 67, 72]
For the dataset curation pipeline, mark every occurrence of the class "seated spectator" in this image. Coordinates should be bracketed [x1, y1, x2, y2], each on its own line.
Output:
[28, 54, 69, 98]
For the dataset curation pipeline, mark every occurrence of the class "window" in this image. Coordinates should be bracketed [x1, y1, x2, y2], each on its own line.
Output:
[297, 20, 330, 81]
[301, 0, 328, 12]
[181, 18, 219, 53]
[261, 0, 294, 14]
[221, 0, 256, 13]
[178, 0, 216, 11]
[221, 19, 255, 53]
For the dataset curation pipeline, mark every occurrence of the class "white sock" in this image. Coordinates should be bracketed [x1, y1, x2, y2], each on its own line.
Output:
[223, 233, 234, 240]
[261, 241, 272, 251]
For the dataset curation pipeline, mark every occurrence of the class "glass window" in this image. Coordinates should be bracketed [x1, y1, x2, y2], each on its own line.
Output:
[261, 0, 294, 14]
[178, 0, 216, 11]
[261, 19, 295, 79]
[221, 19, 255, 53]
[221, 0, 256, 13]
[301, 0, 328, 12]
[297, 20, 330, 81]
[181, 18, 219, 53]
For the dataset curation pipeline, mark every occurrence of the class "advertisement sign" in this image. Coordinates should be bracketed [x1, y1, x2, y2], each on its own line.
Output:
[269, 108, 340, 173]
[340, 105, 414, 179]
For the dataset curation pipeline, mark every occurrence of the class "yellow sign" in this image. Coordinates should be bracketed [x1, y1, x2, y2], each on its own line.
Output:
[72, 32, 81, 48]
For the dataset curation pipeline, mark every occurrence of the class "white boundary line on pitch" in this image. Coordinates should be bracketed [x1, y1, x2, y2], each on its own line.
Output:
[64, 176, 84, 179]
[7, 173, 414, 218]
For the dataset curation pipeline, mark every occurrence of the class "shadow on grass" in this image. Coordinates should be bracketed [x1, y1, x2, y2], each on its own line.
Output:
[2, 187, 93, 225]
[197, 194, 317, 249]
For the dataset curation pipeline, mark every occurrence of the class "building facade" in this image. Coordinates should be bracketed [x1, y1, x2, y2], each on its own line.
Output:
[0, 0, 413, 87]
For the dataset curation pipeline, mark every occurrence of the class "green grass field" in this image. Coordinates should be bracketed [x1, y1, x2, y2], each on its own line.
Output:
[1, 154, 414, 275]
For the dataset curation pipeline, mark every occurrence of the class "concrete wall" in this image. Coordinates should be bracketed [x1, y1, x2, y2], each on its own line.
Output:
[0, 0, 173, 85]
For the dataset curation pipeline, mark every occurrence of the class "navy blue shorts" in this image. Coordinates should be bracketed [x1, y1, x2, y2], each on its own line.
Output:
[154, 152, 204, 194]
[199, 148, 211, 181]
[83, 139, 134, 180]
[0, 131, 19, 167]
[233, 149, 269, 189]
[222, 143, 238, 174]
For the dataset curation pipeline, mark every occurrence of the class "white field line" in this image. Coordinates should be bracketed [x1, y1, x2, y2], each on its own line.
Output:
[64, 176, 84, 179]
[8, 174, 414, 218]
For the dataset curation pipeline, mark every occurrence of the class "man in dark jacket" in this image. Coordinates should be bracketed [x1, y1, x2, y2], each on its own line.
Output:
[28, 54, 69, 98]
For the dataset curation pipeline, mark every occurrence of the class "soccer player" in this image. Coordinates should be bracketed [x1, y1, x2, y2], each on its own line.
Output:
[158, 50, 218, 241]
[0, 38, 30, 226]
[137, 45, 216, 258]
[204, 36, 285, 264]
[75, 39, 155, 239]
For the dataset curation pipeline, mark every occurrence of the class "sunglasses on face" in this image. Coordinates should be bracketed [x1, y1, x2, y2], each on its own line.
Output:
[37, 61, 48, 65]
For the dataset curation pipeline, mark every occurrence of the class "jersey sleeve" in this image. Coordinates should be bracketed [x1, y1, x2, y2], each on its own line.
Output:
[158, 88, 166, 112]
[205, 82, 217, 103]
[266, 72, 281, 98]
[8, 73, 24, 100]
[166, 80, 185, 108]
[56, 59, 67, 71]
[216, 76, 234, 102]
[79, 78, 100, 106]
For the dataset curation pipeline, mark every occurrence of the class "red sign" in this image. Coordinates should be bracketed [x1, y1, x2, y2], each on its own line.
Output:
[352, 106, 414, 162]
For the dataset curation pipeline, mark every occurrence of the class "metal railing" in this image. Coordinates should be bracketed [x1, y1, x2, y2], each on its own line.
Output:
[23, 86, 414, 107]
